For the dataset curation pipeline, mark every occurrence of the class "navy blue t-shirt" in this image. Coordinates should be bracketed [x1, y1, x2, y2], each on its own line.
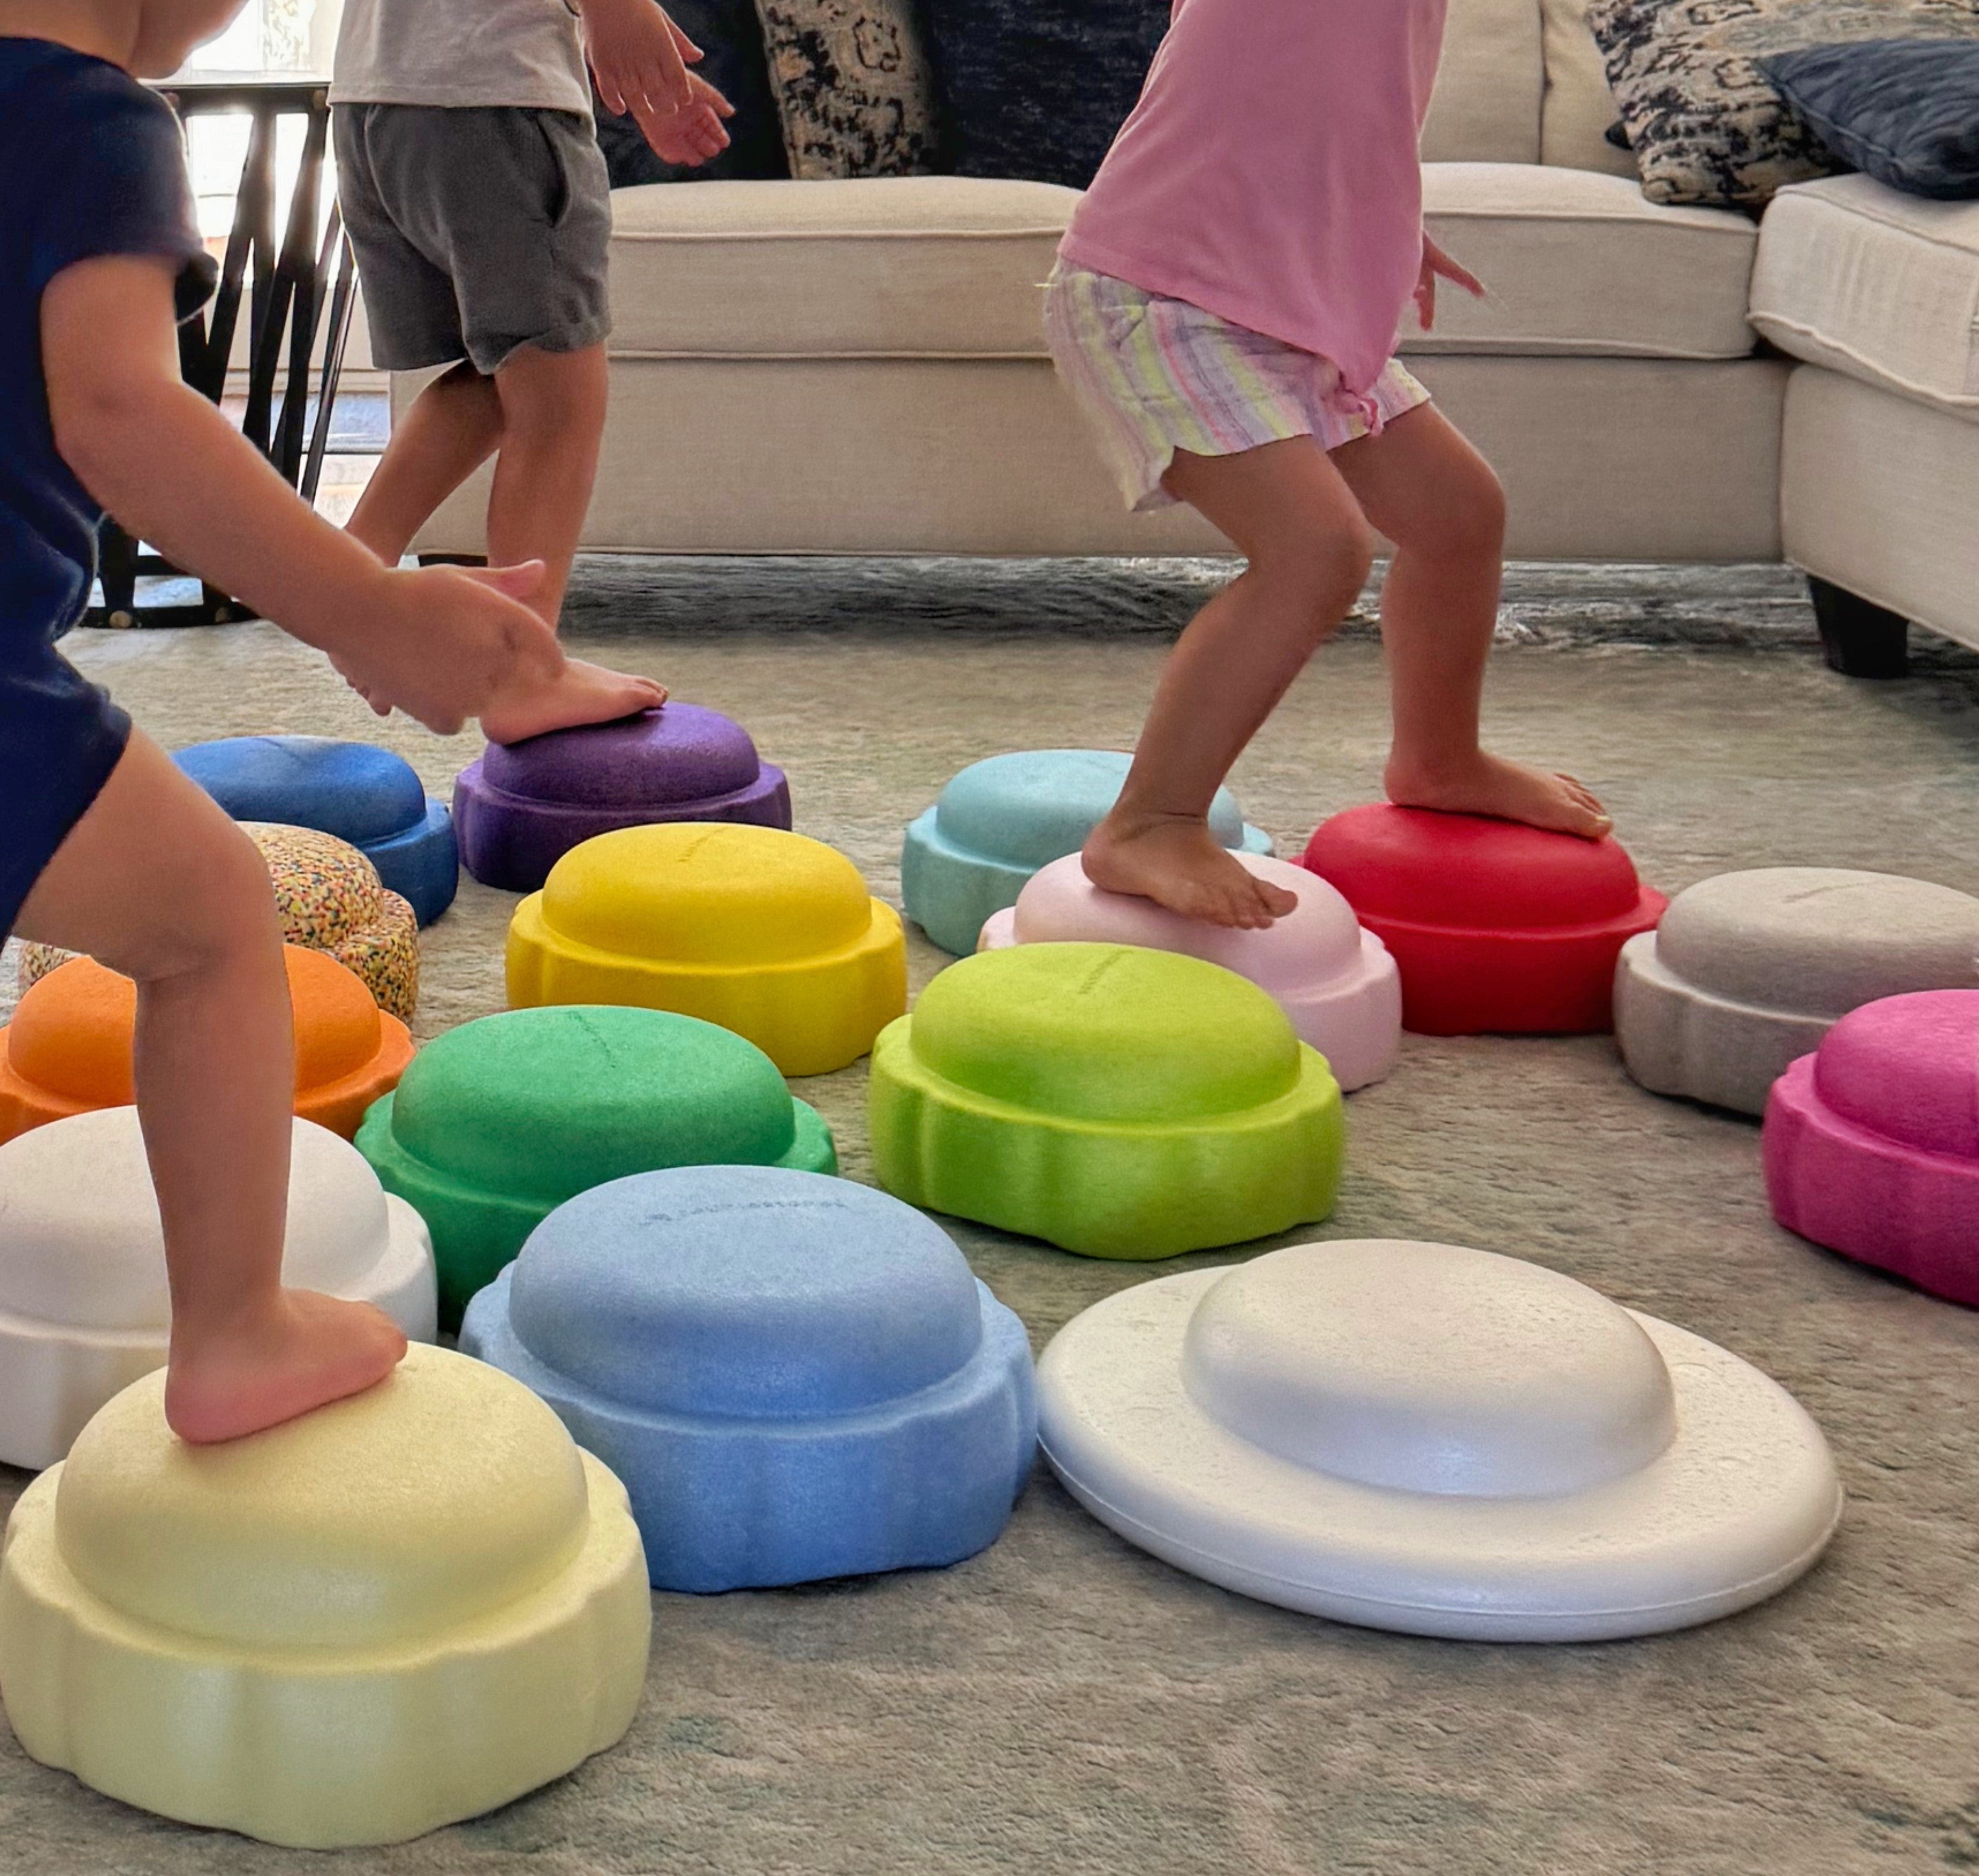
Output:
[0, 38, 215, 932]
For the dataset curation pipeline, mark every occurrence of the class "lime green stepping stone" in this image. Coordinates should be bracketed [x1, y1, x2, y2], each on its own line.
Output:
[869, 945, 1342, 1260]
[357, 1006, 836, 1325]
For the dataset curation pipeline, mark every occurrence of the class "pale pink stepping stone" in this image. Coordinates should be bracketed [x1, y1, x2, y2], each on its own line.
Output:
[1764, 990, 1979, 1305]
[977, 852, 1401, 1092]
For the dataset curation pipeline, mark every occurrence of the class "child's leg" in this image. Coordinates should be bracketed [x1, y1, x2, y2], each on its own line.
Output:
[484, 341, 608, 629]
[1330, 404, 1609, 838]
[1084, 436, 1376, 928]
[13, 733, 406, 1444]
[344, 361, 505, 566]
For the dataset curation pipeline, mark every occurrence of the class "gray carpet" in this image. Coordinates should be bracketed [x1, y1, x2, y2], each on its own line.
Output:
[5, 560, 1979, 1875]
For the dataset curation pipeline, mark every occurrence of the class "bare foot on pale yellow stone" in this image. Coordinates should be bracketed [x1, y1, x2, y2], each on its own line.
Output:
[163, 1291, 408, 1444]
[480, 658, 668, 745]
[1385, 750, 1613, 840]
[1082, 811, 1297, 929]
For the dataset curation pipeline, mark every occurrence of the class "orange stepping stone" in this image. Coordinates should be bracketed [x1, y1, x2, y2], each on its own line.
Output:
[0, 948, 413, 1144]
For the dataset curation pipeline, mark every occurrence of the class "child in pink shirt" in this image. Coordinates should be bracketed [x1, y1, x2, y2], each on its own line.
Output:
[1048, 0, 1610, 929]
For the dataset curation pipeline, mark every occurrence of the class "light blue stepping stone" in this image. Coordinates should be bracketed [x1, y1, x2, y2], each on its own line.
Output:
[901, 749, 1273, 955]
[460, 1165, 1036, 1592]
[176, 735, 458, 925]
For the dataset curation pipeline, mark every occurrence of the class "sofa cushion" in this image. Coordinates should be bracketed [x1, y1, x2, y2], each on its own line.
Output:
[756, 0, 944, 180]
[606, 176, 1077, 357]
[1409, 165, 1758, 358]
[1751, 176, 1979, 416]
[1538, 0, 1637, 177]
[1761, 41, 1979, 203]
[1421, 0, 1545, 165]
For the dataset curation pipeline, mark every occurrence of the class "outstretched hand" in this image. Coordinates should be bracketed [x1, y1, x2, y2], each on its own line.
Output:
[334, 560, 565, 735]
[585, 0, 734, 166]
[1414, 235, 1486, 332]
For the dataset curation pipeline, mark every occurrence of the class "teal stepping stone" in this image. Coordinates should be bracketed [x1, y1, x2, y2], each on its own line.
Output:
[356, 1006, 836, 1325]
[901, 750, 1273, 956]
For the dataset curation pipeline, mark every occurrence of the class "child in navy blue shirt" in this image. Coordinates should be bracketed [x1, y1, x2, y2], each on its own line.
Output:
[0, 0, 574, 1443]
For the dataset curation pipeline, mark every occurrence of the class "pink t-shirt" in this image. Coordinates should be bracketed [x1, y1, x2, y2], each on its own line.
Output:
[1059, 0, 1449, 398]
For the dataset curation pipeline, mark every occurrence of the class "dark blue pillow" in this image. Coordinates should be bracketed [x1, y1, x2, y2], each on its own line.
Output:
[593, 0, 790, 186]
[920, 0, 1171, 189]
[1761, 40, 1979, 202]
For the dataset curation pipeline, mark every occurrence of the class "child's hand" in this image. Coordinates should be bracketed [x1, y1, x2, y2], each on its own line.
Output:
[585, 0, 734, 165]
[1414, 236, 1485, 332]
[336, 561, 565, 736]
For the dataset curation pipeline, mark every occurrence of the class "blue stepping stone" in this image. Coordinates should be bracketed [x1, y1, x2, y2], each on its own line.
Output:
[461, 1165, 1036, 1592]
[175, 736, 459, 925]
[901, 749, 1273, 955]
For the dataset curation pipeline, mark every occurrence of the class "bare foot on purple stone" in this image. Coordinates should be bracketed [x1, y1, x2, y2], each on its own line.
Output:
[481, 659, 668, 745]
[1384, 750, 1612, 839]
[164, 1291, 408, 1445]
[1082, 811, 1296, 929]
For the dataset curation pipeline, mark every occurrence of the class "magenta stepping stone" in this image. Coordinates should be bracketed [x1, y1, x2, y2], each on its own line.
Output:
[454, 706, 792, 892]
[1764, 990, 1979, 1305]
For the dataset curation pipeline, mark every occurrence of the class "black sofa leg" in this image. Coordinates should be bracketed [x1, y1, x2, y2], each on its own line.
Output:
[1808, 576, 1910, 679]
[416, 553, 489, 569]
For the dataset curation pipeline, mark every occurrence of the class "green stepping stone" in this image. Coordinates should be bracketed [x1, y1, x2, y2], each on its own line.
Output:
[357, 1006, 836, 1325]
[868, 944, 1342, 1260]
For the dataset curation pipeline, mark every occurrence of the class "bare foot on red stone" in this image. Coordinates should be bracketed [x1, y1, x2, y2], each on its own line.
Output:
[1082, 811, 1297, 929]
[480, 658, 668, 745]
[163, 1291, 409, 1444]
[1385, 750, 1612, 840]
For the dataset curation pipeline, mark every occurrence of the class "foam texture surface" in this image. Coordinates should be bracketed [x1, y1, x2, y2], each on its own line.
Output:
[0, 948, 412, 1144]
[455, 705, 792, 893]
[979, 851, 1400, 1090]
[359, 1004, 836, 1326]
[461, 1166, 1035, 1591]
[1617, 868, 1979, 1115]
[902, 750, 1272, 956]
[0, 1109, 435, 1467]
[506, 823, 907, 1075]
[869, 944, 1343, 1258]
[1764, 990, 1979, 1304]
[1301, 804, 1665, 1034]
[1038, 1239, 1842, 1639]
[175, 735, 458, 924]
[0, 1343, 650, 1847]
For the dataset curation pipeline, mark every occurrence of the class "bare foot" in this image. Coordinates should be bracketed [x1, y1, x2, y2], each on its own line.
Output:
[1385, 751, 1613, 840]
[481, 659, 668, 745]
[163, 1291, 409, 1444]
[1083, 811, 1298, 929]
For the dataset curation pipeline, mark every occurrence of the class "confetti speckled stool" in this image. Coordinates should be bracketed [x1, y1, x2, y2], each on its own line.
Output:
[1764, 991, 1979, 1305]
[19, 822, 420, 1021]
[979, 851, 1400, 1092]
[1038, 1240, 1842, 1640]
[1617, 869, 1979, 1116]
[461, 1166, 1035, 1593]
[454, 705, 792, 893]
[0, 1344, 649, 1848]
[1301, 804, 1665, 1035]
[869, 944, 1343, 1259]
[359, 1006, 837, 1326]
[0, 948, 414, 1144]
[506, 824, 907, 1076]
[175, 735, 458, 925]
[901, 749, 1272, 956]
[0, 1108, 436, 1469]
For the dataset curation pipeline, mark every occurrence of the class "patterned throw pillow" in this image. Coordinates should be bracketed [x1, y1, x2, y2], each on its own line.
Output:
[753, 0, 945, 178]
[1587, 0, 1979, 208]
[919, 0, 1170, 190]
[1762, 39, 1979, 199]
[593, 0, 792, 186]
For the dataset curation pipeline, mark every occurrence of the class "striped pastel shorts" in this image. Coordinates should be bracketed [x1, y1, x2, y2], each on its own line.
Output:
[1043, 262, 1432, 512]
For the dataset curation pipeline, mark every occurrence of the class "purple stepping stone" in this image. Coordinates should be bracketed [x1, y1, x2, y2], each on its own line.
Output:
[454, 705, 792, 892]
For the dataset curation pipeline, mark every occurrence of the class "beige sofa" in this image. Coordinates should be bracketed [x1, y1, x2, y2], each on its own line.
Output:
[403, 0, 1979, 667]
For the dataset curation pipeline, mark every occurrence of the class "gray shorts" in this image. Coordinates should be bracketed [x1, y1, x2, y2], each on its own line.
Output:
[334, 103, 612, 376]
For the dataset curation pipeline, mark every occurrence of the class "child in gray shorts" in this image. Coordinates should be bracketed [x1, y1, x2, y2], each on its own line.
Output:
[331, 0, 732, 740]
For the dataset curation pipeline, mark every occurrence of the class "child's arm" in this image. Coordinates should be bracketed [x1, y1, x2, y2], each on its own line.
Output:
[582, 0, 734, 165]
[42, 253, 563, 737]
